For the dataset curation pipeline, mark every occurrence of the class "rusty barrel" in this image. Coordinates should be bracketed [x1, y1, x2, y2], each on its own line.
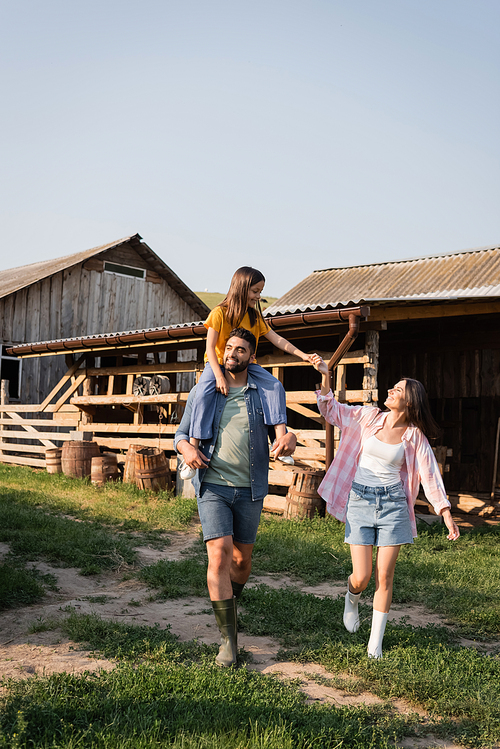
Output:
[284, 467, 325, 520]
[91, 453, 120, 486]
[123, 444, 145, 484]
[135, 447, 171, 492]
[61, 440, 100, 478]
[45, 447, 62, 474]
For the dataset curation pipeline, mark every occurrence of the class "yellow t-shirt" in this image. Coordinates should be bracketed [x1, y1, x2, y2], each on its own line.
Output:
[204, 306, 270, 364]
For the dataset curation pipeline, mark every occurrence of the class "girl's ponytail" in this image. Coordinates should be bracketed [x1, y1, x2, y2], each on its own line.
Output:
[219, 267, 265, 327]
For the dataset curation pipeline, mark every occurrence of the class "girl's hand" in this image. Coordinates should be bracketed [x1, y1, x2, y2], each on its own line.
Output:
[442, 510, 460, 540]
[216, 375, 229, 396]
[310, 354, 329, 376]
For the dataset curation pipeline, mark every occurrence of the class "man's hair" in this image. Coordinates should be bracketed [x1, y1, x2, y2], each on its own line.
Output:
[227, 327, 256, 354]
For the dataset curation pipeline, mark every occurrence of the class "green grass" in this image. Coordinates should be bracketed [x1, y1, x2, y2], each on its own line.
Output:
[0, 464, 199, 537]
[0, 490, 137, 574]
[139, 558, 208, 599]
[0, 562, 56, 610]
[239, 585, 500, 747]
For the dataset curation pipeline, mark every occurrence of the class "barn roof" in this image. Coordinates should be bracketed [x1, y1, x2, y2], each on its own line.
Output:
[0, 233, 209, 320]
[264, 244, 500, 316]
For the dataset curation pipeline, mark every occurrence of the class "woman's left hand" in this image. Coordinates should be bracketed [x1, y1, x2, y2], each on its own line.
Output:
[442, 509, 460, 540]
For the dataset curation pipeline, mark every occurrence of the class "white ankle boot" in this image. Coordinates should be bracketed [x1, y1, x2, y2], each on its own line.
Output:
[343, 578, 361, 633]
[367, 609, 389, 659]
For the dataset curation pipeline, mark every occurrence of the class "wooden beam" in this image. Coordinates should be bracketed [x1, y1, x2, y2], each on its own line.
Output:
[80, 423, 178, 434]
[2, 411, 57, 448]
[368, 300, 500, 322]
[0, 442, 45, 454]
[53, 373, 87, 412]
[0, 454, 46, 468]
[93, 436, 174, 450]
[71, 393, 189, 406]
[39, 354, 86, 411]
[286, 403, 323, 422]
[86, 361, 198, 376]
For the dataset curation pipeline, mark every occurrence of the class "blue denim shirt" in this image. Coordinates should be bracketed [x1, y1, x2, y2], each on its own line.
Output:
[174, 373, 272, 501]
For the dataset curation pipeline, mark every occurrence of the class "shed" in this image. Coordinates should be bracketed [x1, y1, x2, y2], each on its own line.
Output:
[264, 244, 500, 516]
[0, 234, 209, 405]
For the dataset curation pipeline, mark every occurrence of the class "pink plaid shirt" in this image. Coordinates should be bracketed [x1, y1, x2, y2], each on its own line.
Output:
[316, 390, 451, 538]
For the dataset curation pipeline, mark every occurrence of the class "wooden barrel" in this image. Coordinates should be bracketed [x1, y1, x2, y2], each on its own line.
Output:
[284, 467, 325, 520]
[45, 447, 62, 474]
[91, 453, 120, 486]
[123, 444, 146, 484]
[135, 447, 171, 492]
[61, 440, 100, 478]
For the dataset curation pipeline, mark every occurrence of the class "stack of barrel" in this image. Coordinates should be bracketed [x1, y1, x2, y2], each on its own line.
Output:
[123, 444, 171, 492]
[46, 441, 171, 492]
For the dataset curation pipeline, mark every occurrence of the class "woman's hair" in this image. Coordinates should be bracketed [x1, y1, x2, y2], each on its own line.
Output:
[219, 266, 265, 328]
[400, 377, 441, 439]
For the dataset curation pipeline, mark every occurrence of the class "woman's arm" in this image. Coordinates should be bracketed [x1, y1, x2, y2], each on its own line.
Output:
[206, 327, 229, 396]
[415, 435, 460, 540]
[264, 329, 312, 362]
[311, 353, 330, 395]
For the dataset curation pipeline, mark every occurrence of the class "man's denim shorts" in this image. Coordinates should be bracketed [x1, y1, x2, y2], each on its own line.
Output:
[198, 482, 264, 544]
[345, 481, 413, 547]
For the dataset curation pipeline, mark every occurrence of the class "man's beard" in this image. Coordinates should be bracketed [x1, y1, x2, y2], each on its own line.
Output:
[224, 355, 252, 373]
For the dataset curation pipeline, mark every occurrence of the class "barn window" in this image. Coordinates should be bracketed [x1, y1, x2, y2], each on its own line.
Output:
[103, 262, 145, 280]
[0, 346, 21, 400]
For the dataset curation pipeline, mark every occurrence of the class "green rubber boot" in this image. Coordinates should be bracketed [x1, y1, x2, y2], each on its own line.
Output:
[212, 598, 238, 667]
[231, 581, 246, 600]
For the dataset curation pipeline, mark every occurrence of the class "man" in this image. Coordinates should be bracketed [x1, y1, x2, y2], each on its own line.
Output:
[174, 327, 296, 667]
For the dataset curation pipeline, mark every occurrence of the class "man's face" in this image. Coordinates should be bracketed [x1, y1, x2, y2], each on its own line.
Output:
[223, 336, 255, 373]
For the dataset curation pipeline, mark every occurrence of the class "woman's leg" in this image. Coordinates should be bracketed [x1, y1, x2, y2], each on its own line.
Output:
[344, 545, 372, 633]
[373, 545, 401, 612]
[367, 545, 401, 658]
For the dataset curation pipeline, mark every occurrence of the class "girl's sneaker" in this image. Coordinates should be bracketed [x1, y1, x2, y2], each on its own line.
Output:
[179, 459, 196, 481]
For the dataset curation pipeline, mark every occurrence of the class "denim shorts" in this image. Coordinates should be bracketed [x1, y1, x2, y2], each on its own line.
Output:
[198, 482, 264, 544]
[345, 481, 413, 547]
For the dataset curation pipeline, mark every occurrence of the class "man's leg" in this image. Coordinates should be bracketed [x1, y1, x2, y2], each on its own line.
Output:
[230, 540, 254, 599]
[206, 536, 238, 667]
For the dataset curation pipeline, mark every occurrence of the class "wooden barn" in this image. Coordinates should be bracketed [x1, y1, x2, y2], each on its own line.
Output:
[0, 234, 209, 405]
[264, 243, 500, 517]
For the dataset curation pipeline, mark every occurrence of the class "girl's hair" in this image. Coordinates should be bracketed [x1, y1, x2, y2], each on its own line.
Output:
[400, 377, 441, 440]
[219, 267, 266, 328]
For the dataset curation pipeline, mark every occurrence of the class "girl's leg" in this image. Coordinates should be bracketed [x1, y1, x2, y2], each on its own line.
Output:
[373, 545, 401, 612]
[247, 364, 287, 426]
[189, 363, 218, 441]
[367, 545, 401, 658]
[344, 545, 372, 633]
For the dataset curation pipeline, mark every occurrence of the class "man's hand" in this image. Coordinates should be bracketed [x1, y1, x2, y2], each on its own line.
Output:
[177, 441, 211, 470]
[271, 431, 297, 459]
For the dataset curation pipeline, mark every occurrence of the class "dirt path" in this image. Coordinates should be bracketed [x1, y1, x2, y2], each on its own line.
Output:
[0, 536, 467, 748]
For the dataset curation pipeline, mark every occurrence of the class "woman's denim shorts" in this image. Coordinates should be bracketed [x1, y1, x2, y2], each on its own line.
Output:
[345, 481, 413, 547]
[198, 482, 264, 544]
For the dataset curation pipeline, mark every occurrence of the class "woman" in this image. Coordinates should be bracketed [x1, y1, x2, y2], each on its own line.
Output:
[311, 354, 460, 658]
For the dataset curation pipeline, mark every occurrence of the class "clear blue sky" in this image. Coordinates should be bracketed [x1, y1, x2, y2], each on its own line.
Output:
[1, 0, 498, 297]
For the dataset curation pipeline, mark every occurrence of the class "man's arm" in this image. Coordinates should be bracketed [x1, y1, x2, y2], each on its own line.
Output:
[174, 387, 211, 470]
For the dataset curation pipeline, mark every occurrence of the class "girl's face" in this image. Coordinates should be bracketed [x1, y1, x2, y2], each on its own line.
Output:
[247, 280, 265, 308]
[385, 380, 407, 412]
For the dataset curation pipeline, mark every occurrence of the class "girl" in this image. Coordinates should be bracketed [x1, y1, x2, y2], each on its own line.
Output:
[311, 354, 459, 659]
[182, 267, 312, 478]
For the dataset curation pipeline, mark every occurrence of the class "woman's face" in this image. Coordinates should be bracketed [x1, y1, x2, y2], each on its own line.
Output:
[385, 380, 407, 412]
[248, 280, 265, 308]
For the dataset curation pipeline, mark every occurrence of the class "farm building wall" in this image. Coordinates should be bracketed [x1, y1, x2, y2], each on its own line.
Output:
[0, 245, 201, 405]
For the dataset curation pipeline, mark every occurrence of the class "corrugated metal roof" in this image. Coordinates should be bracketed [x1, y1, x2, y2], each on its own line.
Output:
[0, 234, 209, 320]
[264, 244, 500, 316]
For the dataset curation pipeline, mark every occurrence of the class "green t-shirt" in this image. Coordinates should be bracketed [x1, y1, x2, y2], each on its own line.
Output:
[203, 386, 251, 487]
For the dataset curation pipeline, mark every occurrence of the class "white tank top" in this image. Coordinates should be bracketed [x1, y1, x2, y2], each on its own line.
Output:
[353, 434, 405, 488]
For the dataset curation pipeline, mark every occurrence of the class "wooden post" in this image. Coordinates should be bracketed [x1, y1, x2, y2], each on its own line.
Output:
[363, 330, 379, 405]
[0, 380, 9, 456]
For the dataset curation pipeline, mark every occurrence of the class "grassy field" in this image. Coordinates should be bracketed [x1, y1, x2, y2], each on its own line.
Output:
[195, 291, 278, 311]
[0, 463, 499, 748]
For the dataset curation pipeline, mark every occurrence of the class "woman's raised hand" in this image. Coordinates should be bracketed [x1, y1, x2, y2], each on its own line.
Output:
[310, 354, 329, 375]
